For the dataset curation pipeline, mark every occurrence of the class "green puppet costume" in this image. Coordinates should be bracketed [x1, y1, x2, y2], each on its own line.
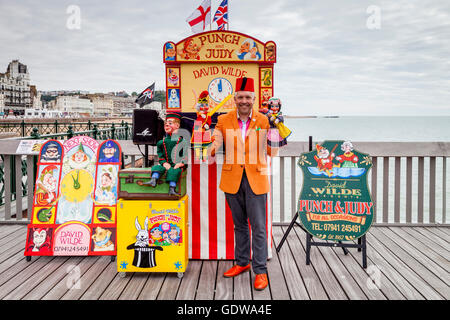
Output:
[151, 134, 188, 183]
[146, 112, 188, 196]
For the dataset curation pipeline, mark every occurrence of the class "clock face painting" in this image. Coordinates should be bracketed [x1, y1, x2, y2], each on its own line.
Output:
[208, 77, 233, 103]
[60, 169, 94, 203]
[24, 137, 122, 257]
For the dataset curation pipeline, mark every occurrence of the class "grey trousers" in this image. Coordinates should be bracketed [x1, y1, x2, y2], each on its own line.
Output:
[225, 171, 268, 274]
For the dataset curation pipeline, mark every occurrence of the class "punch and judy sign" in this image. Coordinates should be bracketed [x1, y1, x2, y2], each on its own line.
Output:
[163, 30, 276, 113]
[297, 141, 374, 241]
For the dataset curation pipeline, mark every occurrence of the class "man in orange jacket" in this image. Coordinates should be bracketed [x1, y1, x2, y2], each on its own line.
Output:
[209, 77, 277, 291]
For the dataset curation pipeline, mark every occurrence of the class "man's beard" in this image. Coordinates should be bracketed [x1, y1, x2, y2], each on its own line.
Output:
[43, 181, 56, 192]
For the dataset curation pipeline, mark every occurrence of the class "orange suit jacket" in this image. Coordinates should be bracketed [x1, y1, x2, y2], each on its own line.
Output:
[210, 109, 277, 195]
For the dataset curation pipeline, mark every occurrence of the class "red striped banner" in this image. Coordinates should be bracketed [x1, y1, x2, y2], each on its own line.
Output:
[188, 155, 273, 260]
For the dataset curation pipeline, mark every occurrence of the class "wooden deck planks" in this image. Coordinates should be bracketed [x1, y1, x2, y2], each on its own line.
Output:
[287, 226, 328, 300]
[265, 238, 290, 300]
[80, 259, 119, 300]
[368, 229, 444, 300]
[118, 273, 149, 300]
[157, 273, 182, 300]
[41, 256, 100, 300]
[137, 272, 166, 300]
[389, 227, 450, 274]
[343, 243, 405, 300]
[272, 227, 310, 300]
[296, 230, 348, 300]
[196, 260, 217, 300]
[317, 243, 371, 300]
[24, 257, 84, 300]
[400, 227, 450, 262]
[371, 228, 449, 299]
[214, 260, 233, 300]
[0, 225, 448, 300]
[176, 260, 202, 300]
[365, 232, 427, 300]
[99, 273, 132, 300]
[3, 256, 70, 300]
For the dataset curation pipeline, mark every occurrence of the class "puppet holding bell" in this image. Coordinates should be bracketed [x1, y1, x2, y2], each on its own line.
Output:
[264, 97, 292, 147]
[190, 89, 233, 161]
[191, 90, 213, 161]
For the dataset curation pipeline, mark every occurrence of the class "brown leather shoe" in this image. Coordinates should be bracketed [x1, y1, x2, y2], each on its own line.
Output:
[254, 273, 268, 291]
[223, 264, 251, 278]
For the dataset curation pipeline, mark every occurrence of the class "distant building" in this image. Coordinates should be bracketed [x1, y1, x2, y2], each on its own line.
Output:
[111, 96, 136, 116]
[0, 93, 5, 114]
[0, 60, 33, 115]
[54, 95, 93, 117]
[143, 101, 163, 111]
[90, 94, 114, 116]
[30, 85, 42, 109]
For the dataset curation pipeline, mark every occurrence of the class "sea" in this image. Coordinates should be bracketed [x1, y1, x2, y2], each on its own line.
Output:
[271, 116, 450, 224]
[284, 116, 450, 142]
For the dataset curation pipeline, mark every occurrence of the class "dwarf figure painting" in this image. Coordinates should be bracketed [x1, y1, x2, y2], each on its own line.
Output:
[35, 165, 59, 206]
[314, 144, 340, 177]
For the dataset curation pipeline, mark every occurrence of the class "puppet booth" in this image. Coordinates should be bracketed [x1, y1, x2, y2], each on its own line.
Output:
[163, 30, 277, 260]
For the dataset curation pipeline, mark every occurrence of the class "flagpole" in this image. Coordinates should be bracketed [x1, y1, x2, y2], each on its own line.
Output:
[227, 0, 230, 30]
[210, 0, 212, 31]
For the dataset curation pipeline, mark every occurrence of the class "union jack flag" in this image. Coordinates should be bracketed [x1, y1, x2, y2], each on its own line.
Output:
[213, 0, 228, 30]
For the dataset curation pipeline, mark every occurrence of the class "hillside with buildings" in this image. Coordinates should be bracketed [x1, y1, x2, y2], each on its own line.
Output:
[0, 60, 164, 118]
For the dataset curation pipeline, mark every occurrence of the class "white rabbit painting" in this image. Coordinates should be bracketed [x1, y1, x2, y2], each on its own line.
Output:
[135, 216, 149, 247]
[127, 216, 163, 268]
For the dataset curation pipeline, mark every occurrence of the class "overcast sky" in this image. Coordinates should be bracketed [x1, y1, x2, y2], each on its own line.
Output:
[0, 0, 449, 116]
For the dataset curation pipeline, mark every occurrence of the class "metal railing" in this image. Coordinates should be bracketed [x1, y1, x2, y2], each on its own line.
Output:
[22, 122, 132, 141]
[0, 119, 132, 138]
[0, 141, 448, 226]
[273, 141, 449, 226]
[0, 123, 132, 208]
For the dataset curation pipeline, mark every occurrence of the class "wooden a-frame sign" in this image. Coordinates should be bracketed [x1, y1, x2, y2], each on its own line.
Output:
[277, 140, 374, 268]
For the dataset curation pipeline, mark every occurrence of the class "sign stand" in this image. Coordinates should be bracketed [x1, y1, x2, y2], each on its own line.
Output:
[305, 233, 367, 268]
[276, 137, 369, 269]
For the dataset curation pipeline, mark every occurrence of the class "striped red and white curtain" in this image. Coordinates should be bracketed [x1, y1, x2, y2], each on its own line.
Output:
[187, 153, 273, 260]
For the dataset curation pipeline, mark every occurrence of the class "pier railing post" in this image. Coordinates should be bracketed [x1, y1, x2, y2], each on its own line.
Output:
[93, 124, 98, 140]
[21, 120, 25, 137]
[67, 125, 74, 139]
